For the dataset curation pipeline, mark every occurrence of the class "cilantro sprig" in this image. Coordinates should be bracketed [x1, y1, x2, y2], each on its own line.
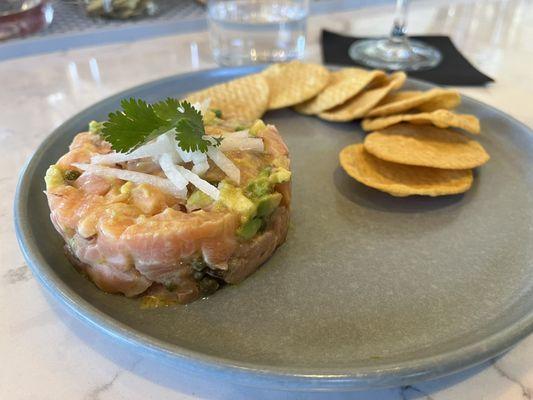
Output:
[101, 98, 217, 153]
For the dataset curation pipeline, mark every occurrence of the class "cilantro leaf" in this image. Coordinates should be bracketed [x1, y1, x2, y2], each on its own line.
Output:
[99, 97, 218, 154]
[173, 101, 208, 152]
[176, 119, 207, 152]
[152, 97, 183, 124]
[102, 98, 168, 152]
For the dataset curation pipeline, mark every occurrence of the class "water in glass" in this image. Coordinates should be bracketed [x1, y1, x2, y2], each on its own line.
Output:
[208, 0, 308, 66]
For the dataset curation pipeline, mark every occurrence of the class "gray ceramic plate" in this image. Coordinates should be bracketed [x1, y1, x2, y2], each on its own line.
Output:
[15, 66, 533, 390]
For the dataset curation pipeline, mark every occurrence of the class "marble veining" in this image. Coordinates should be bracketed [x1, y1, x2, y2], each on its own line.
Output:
[3, 264, 31, 284]
[400, 385, 435, 400]
[84, 371, 120, 400]
[1, 0, 532, 399]
[92, 355, 146, 399]
[492, 360, 532, 400]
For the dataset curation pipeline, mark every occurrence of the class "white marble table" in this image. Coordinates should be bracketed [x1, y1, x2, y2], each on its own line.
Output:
[1, 0, 532, 398]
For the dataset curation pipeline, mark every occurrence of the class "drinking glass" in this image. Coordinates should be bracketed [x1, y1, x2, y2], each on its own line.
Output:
[207, 0, 309, 66]
[0, 0, 53, 40]
[348, 0, 441, 71]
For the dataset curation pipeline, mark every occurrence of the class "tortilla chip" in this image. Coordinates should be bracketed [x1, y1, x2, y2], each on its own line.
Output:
[379, 91, 421, 103]
[339, 144, 473, 197]
[186, 73, 269, 121]
[366, 88, 461, 117]
[318, 72, 407, 122]
[294, 68, 386, 115]
[362, 109, 480, 134]
[262, 61, 330, 109]
[364, 123, 489, 169]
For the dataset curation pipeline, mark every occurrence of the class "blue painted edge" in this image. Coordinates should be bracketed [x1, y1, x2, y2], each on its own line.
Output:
[13, 65, 533, 390]
[0, 0, 391, 62]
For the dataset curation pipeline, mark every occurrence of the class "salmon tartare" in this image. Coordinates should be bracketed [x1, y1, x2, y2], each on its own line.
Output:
[44, 99, 291, 304]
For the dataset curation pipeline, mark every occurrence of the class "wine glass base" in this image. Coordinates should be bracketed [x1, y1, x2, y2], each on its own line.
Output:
[348, 38, 442, 71]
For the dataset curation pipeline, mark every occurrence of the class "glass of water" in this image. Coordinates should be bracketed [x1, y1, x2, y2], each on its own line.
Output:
[207, 0, 309, 66]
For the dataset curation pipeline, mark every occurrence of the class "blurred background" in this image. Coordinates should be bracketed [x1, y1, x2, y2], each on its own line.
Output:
[0, 0, 529, 67]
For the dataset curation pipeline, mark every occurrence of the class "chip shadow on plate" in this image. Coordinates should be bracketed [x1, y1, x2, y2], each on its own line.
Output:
[333, 166, 479, 213]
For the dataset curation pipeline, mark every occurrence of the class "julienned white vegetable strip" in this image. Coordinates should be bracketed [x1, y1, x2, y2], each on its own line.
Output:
[72, 163, 185, 199]
[220, 137, 264, 152]
[172, 138, 210, 175]
[190, 150, 207, 164]
[207, 147, 240, 185]
[158, 133, 181, 163]
[177, 165, 220, 201]
[89, 120, 254, 197]
[91, 133, 177, 165]
[158, 153, 188, 197]
[190, 151, 208, 176]
[223, 129, 249, 139]
[175, 144, 193, 163]
[192, 161, 210, 176]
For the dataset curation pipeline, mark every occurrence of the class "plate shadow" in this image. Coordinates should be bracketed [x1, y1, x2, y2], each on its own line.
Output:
[333, 166, 479, 214]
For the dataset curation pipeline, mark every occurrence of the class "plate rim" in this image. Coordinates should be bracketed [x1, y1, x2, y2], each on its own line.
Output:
[14, 65, 533, 390]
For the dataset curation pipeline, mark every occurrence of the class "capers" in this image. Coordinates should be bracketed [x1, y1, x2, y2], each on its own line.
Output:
[191, 258, 206, 272]
[198, 276, 219, 295]
[193, 270, 205, 281]
[64, 169, 81, 181]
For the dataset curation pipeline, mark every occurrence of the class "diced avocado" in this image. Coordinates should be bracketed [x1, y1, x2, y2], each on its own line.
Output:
[244, 167, 291, 199]
[218, 168, 288, 236]
[256, 193, 282, 217]
[272, 157, 289, 169]
[269, 167, 291, 184]
[120, 181, 134, 195]
[244, 176, 271, 199]
[44, 165, 64, 190]
[249, 119, 266, 136]
[187, 189, 214, 210]
[218, 181, 257, 222]
[89, 120, 104, 134]
[237, 218, 262, 239]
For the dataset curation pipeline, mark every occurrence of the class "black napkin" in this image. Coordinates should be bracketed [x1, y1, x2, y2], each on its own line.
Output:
[321, 30, 494, 86]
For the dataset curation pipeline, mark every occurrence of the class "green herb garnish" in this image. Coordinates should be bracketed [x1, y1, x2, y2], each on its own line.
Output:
[101, 98, 216, 153]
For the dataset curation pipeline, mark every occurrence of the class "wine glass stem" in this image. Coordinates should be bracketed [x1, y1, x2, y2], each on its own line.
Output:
[390, 0, 409, 43]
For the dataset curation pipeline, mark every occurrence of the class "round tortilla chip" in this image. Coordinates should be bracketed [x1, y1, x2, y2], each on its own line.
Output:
[318, 72, 407, 122]
[339, 144, 473, 197]
[294, 68, 386, 115]
[366, 88, 461, 117]
[186, 73, 269, 121]
[364, 123, 490, 169]
[263, 61, 330, 109]
[362, 109, 481, 134]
